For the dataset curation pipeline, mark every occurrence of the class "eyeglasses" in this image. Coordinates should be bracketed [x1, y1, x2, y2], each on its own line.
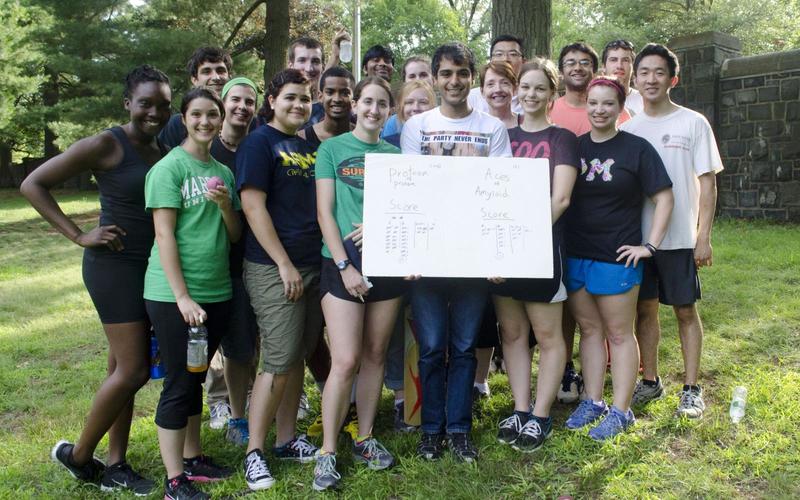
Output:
[604, 39, 635, 52]
[491, 50, 523, 60]
[563, 59, 593, 69]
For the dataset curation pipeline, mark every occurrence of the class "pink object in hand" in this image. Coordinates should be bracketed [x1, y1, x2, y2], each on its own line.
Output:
[206, 176, 224, 190]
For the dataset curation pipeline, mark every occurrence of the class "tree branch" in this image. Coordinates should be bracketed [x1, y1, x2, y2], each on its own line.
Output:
[224, 0, 266, 49]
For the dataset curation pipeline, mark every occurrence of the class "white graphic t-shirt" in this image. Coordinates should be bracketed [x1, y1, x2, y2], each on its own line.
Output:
[400, 107, 512, 158]
[621, 106, 723, 250]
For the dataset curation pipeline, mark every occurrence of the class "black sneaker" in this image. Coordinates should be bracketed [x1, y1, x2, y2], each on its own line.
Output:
[416, 433, 445, 460]
[394, 401, 418, 432]
[100, 461, 155, 496]
[50, 440, 105, 484]
[512, 417, 552, 453]
[164, 473, 209, 500]
[496, 413, 525, 444]
[244, 449, 275, 491]
[183, 454, 232, 482]
[447, 433, 478, 463]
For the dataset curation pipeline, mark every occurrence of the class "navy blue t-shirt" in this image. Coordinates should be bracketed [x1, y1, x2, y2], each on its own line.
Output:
[235, 125, 321, 267]
[565, 131, 672, 263]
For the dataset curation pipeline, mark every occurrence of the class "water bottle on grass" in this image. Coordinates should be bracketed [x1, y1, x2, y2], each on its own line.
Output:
[729, 386, 747, 423]
[187, 325, 209, 373]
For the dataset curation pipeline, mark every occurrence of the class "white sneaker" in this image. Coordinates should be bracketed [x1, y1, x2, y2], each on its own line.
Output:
[208, 402, 231, 430]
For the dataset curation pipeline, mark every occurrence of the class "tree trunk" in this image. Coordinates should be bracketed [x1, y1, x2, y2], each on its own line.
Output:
[42, 68, 60, 159]
[0, 143, 12, 188]
[263, 0, 290, 83]
[492, 0, 551, 59]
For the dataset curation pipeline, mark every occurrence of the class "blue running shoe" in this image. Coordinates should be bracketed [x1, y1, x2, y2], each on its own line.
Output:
[588, 405, 635, 441]
[565, 399, 607, 430]
[225, 418, 249, 446]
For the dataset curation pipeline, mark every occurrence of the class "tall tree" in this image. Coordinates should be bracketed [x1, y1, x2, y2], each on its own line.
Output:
[492, 0, 551, 58]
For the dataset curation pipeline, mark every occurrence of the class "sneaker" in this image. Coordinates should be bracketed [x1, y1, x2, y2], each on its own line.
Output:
[312, 452, 341, 491]
[512, 417, 552, 453]
[50, 440, 105, 484]
[557, 366, 584, 404]
[496, 413, 524, 445]
[244, 449, 274, 491]
[676, 386, 705, 419]
[305, 412, 323, 438]
[588, 405, 635, 441]
[100, 461, 155, 496]
[394, 401, 417, 432]
[273, 434, 318, 463]
[352, 436, 394, 470]
[297, 391, 310, 420]
[447, 433, 478, 463]
[417, 433, 445, 460]
[208, 402, 231, 430]
[631, 377, 665, 406]
[565, 399, 608, 430]
[341, 403, 359, 440]
[225, 418, 249, 446]
[164, 473, 209, 500]
[183, 455, 232, 482]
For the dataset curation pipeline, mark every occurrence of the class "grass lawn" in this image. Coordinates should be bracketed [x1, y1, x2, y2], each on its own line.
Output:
[0, 188, 798, 499]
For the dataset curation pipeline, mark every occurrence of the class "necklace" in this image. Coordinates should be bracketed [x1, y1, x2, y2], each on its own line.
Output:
[218, 131, 239, 150]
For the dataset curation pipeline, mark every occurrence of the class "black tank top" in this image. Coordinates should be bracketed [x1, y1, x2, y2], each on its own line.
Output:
[302, 124, 322, 150]
[91, 126, 164, 260]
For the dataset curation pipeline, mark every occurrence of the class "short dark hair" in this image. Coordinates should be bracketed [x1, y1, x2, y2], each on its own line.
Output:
[353, 76, 395, 107]
[287, 37, 324, 63]
[558, 42, 599, 72]
[259, 69, 310, 123]
[401, 55, 431, 81]
[634, 43, 680, 78]
[180, 87, 224, 118]
[361, 45, 395, 69]
[601, 39, 636, 64]
[490, 34, 524, 55]
[432, 42, 476, 78]
[185, 47, 232, 78]
[319, 66, 355, 91]
[123, 65, 170, 99]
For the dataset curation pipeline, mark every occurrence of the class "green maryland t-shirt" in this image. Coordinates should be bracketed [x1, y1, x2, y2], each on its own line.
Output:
[143, 147, 241, 303]
[315, 132, 399, 259]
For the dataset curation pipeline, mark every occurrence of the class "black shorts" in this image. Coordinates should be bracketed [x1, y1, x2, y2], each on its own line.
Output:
[218, 277, 258, 363]
[639, 248, 702, 306]
[82, 249, 148, 324]
[490, 237, 567, 303]
[475, 299, 499, 348]
[319, 257, 408, 304]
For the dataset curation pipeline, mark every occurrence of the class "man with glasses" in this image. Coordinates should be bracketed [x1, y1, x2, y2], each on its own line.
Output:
[601, 39, 643, 122]
[467, 34, 525, 114]
[551, 42, 598, 136]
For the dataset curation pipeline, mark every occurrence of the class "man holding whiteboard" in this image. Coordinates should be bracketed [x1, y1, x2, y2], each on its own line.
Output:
[400, 42, 511, 463]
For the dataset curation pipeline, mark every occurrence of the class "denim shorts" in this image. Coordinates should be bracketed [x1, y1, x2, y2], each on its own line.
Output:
[565, 257, 643, 295]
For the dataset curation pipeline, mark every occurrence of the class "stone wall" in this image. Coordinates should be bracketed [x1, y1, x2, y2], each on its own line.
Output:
[670, 32, 800, 222]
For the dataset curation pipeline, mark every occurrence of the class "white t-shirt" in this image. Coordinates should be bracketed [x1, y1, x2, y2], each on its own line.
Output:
[400, 106, 512, 157]
[625, 88, 644, 116]
[621, 106, 723, 250]
[467, 86, 523, 115]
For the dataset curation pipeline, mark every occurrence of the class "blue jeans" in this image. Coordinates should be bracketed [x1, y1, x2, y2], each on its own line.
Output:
[410, 278, 489, 434]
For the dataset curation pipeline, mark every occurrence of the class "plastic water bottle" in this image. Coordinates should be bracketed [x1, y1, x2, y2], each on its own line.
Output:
[340, 40, 352, 63]
[187, 325, 209, 373]
[149, 331, 165, 379]
[729, 386, 747, 423]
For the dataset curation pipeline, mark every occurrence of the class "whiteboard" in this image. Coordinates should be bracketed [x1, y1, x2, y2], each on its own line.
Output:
[362, 153, 553, 278]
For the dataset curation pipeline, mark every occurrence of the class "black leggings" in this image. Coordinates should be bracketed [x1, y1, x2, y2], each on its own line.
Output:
[146, 299, 230, 430]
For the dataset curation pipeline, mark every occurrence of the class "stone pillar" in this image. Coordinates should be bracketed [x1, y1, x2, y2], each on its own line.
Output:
[669, 31, 742, 129]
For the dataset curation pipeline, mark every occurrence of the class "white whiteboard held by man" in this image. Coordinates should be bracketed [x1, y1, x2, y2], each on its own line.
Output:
[362, 153, 553, 279]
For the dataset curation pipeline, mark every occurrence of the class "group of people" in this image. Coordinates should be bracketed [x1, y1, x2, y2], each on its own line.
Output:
[22, 29, 722, 499]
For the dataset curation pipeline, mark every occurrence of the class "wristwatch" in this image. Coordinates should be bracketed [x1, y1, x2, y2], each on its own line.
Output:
[336, 259, 351, 271]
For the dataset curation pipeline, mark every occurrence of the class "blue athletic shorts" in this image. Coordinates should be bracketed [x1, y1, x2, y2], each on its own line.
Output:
[565, 257, 643, 295]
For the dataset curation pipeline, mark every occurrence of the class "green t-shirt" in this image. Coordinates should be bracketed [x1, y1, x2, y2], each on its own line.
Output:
[143, 147, 241, 303]
[315, 132, 400, 258]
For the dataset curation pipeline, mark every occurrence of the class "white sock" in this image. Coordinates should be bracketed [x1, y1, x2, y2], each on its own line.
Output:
[474, 382, 489, 395]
